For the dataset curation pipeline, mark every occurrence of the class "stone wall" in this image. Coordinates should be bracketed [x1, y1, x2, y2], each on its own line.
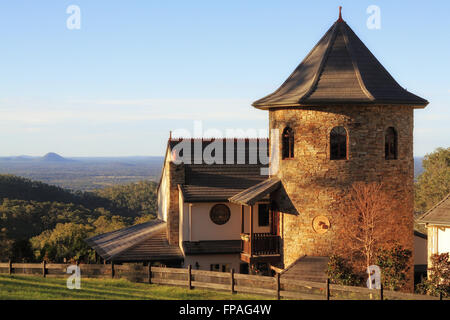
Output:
[166, 161, 185, 246]
[269, 104, 415, 290]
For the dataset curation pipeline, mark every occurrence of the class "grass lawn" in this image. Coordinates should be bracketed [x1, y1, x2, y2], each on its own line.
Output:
[0, 275, 272, 300]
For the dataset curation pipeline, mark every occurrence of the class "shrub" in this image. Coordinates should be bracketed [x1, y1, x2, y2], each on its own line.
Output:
[327, 254, 362, 286]
[375, 244, 411, 291]
[416, 253, 450, 297]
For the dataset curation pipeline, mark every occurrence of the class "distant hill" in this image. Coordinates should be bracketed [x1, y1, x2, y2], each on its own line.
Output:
[0, 156, 163, 191]
[41, 152, 72, 162]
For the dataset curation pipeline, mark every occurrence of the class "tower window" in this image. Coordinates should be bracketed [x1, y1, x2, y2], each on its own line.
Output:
[385, 127, 398, 160]
[282, 127, 294, 159]
[330, 126, 348, 160]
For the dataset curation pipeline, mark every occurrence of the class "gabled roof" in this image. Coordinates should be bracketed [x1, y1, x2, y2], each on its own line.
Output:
[179, 164, 268, 202]
[228, 177, 281, 206]
[417, 193, 450, 226]
[85, 220, 182, 262]
[157, 137, 270, 195]
[253, 16, 428, 109]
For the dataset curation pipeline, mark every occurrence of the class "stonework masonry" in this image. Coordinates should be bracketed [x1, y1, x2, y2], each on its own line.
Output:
[269, 104, 415, 289]
[166, 161, 185, 246]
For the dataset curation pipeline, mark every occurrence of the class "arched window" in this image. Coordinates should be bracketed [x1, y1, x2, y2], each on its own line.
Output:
[330, 126, 348, 160]
[385, 127, 398, 160]
[282, 127, 294, 159]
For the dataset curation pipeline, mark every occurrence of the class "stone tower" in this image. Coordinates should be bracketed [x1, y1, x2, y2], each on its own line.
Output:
[252, 11, 428, 285]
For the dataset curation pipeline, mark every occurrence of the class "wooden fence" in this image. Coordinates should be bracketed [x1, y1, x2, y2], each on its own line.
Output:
[0, 261, 445, 300]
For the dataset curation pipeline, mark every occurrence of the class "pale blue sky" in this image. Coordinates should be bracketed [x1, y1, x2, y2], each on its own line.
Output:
[0, 1, 448, 157]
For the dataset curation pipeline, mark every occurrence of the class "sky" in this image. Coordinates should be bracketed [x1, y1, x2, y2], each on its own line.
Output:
[0, 0, 448, 157]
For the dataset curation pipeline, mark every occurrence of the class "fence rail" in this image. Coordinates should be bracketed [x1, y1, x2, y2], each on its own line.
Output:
[0, 261, 444, 300]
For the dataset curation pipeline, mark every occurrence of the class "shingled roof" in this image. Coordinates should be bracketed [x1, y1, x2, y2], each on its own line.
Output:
[417, 193, 450, 226]
[179, 164, 268, 202]
[252, 13, 428, 109]
[229, 177, 281, 206]
[167, 138, 270, 202]
[85, 220, 183, 262]
[169, 138, 269, 165]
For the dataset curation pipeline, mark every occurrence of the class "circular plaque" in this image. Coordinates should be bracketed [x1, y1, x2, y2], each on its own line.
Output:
[209, 204, 231, 225]
[312, 215, 330, 234]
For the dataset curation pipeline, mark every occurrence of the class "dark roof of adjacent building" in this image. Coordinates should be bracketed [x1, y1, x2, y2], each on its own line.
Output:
[182, 240, 241, 255]
[85, 220, 183, 262]
[252, 16, 428, 109]
[417, 193, 450, 226]
[229, 177, 281, 206]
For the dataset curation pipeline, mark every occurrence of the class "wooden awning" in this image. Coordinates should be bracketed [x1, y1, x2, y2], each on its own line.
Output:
[228, 177, 281, 206]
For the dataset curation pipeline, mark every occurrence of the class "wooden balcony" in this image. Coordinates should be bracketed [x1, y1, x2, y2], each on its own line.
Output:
[240, 233, 281, 264]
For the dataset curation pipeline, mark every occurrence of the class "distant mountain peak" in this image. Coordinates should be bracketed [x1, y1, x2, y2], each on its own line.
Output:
[41, 152, 68, 162]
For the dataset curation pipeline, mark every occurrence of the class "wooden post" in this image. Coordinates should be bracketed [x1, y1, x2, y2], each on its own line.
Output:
[42, 260, 46, 278]
[440, 291, 443, 301]
[148, 263, 152, 284]
[8, 260, 12, 275]
[380, 283, 383, 300]
[230, 268, 235, 294]
[326, 278, 330, 300]
[276, 273, 281, 300]
[241, 205, 245, 234]
[188, 265, 192, 290]
[111, 262, 115, 279]
[249, 205, 254, 256]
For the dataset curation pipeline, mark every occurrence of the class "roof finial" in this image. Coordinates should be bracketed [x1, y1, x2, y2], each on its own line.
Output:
[338, 6, 343, 22]
[169, 130, 172, 140]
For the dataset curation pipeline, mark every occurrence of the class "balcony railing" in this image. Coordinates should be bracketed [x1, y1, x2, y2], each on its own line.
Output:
[241, 233, 280, 256]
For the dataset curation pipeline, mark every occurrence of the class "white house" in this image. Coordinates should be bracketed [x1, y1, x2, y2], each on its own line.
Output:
[418, 193, 450, 271]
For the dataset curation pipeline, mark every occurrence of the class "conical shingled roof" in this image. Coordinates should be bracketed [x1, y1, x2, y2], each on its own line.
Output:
[252, 16, 428, 109]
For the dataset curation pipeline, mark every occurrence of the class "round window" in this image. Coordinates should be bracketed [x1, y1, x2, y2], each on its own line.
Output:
[209, 204, 231, 225]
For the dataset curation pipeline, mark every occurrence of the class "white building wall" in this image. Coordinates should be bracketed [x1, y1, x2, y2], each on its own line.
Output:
[438, 227, 450, 254]
[157, 148, 172, 221]
[181, 202, 270, 242]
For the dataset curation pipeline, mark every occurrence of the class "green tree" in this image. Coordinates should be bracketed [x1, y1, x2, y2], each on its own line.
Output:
[0, 227, 13, 261]
[415, 147, 450, 213]
[30, 223, 94, 263]
[93, 215, 127, 234]
[375, 244, 412, 291]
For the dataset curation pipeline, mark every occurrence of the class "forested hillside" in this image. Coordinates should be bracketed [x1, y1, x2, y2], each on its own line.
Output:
[0, 175, 158, 263]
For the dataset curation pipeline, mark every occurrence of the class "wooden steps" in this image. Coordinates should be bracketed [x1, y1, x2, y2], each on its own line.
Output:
[280, 256, 329, 282]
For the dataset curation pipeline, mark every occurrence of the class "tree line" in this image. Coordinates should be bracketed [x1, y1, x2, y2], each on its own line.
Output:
[0, 175, 158, 263]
